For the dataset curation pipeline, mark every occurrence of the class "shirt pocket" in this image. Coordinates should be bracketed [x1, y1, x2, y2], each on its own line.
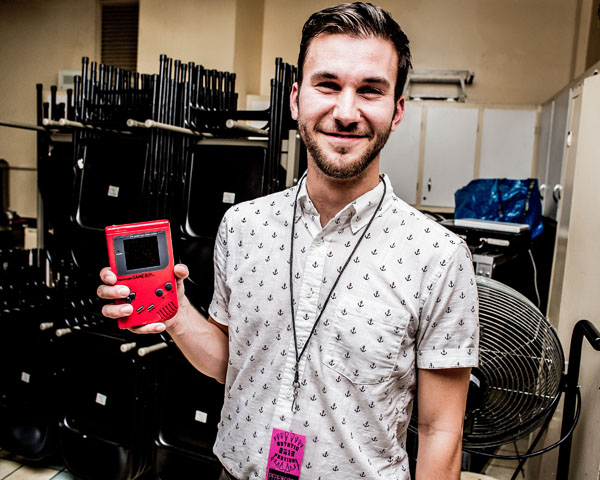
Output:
[320, 309, 411, 385]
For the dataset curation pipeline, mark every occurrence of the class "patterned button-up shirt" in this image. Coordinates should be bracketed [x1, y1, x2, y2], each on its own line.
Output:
[210, 174, 479, 479]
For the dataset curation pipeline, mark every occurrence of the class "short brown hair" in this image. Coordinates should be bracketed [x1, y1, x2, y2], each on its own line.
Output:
[297, 2, 412, 101]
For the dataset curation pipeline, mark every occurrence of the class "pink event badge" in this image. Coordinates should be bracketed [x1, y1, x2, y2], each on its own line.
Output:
[265, 428, 306, 480]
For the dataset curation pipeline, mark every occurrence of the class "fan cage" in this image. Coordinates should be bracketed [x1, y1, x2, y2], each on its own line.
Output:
[409, 276, 564, 449]
[466, 277, 564, 448]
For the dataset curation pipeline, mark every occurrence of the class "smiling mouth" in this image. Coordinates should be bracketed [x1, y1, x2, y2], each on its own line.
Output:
[327, 133, 363, 138]
[322, 131, 369, 141]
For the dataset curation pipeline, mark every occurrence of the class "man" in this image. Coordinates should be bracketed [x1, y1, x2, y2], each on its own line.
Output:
[98, 3, 479, 479]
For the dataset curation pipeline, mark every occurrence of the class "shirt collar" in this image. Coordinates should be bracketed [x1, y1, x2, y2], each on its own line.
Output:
[295, 173, 394, 234]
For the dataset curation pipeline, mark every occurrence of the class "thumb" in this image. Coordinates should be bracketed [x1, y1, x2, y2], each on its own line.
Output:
[173, 263, 189, 298]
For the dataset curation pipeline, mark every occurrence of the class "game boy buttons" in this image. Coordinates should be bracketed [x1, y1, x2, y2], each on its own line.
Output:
[155, 288, 164, 297]
[147, 304, 155, 311]
[136, 306, 144, 313]
[126, 292, 137, 303]
[165, 282, 173, 291]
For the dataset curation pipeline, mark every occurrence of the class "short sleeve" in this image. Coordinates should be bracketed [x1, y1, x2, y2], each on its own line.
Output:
[416, 242, 479, 369]
[209, 212, 232, 325]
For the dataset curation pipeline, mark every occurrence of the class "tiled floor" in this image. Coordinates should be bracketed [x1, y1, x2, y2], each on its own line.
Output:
[483, 462, 524, 479]
[476, 437, 530, 480]
[0, 450, 78, 480]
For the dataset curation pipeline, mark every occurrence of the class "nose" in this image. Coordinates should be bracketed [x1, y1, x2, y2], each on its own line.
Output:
[332, 89, 360, 126]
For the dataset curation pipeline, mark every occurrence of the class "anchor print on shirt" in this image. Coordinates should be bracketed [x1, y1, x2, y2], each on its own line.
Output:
[208, 180, 478, 479]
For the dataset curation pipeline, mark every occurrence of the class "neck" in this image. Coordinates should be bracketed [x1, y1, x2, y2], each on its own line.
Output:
[305, 160, 381, 227]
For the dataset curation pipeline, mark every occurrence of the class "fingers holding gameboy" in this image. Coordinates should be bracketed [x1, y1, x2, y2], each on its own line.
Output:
[105, 219, 178, 329]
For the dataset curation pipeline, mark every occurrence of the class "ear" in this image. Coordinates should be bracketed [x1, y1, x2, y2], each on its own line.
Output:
[290, 82, 299, 120]
[390, 96, 405, 132]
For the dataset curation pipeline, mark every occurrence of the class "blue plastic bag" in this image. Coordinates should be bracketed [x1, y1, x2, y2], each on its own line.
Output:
[454, 178, 543, 239]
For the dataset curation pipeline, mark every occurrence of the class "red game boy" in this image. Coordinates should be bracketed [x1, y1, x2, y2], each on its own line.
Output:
[105, 220, 178, 329]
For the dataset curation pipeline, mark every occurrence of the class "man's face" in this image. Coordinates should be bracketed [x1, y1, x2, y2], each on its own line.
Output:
[290, 34, 404, 180]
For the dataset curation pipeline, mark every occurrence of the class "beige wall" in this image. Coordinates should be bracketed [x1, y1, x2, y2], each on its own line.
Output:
[572, 0, 595, 77]
[233, 0, 265, 109]
[137, 0, 266, 109]
[260, 0, 580, 105]
[0, 0, 98, 218]
[585, 0, 600, 68]
[137, 0, 237, 75]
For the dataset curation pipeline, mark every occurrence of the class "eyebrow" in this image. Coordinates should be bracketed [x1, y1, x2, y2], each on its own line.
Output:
[310, 71, 392, 90]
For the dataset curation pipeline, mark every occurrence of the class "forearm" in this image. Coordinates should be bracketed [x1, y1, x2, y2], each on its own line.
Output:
[415, 367, 470, 479]
[416, 428, 462, 479]
[166, 295, 229, 383]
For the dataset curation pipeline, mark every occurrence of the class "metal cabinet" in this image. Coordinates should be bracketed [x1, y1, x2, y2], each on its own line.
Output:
[421, 106, 479, 208]
[536, 100, 554, 203]
[380, 102, 538, 209]
[479, 108, 537, 179]
[536, 88, 572, 219]
[543, 71, 600, 480]
[379, 103, 422, 204]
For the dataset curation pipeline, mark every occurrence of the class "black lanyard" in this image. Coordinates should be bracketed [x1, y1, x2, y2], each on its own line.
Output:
[288, 174, 387, 412]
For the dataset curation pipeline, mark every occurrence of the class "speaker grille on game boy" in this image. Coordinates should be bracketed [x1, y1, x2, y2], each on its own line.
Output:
[158, 302, 177, 321]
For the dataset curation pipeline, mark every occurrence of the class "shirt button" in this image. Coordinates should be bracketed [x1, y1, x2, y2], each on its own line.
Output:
[286, 388, 293, 399]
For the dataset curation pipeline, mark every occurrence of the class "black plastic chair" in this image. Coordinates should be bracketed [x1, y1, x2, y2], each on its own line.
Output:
[152, 347, 224, 480]
[60, 325, 164, 480]
[0, 249, 65, 461]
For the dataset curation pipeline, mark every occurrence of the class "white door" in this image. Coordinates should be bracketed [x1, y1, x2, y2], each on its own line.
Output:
[479, 108, 537, 179]
[536, 100, 555, 207]
[545, 88, 572, 219]
[421, 106, 479, 208]
[379, 102, 422, 205]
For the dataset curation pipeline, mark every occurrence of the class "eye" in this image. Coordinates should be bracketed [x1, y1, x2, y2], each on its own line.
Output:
[315, 81, 340, 92]
[358, 86, 383, 96]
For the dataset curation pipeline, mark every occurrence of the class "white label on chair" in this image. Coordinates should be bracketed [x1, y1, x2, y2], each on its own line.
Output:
[95, 393, 107, 406]
[107, 185, 120, 198]
[21, 372, 31, 383]
[194, 410, 208, 423]
[222, 192, 236, 204]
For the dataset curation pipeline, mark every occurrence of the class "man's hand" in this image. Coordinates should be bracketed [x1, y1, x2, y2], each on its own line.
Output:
[97, 263, 190, 334]
[97, 263, 229, 382]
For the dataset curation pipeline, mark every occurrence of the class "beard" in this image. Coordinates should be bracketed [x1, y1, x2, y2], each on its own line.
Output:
[298, 116, 393, 180]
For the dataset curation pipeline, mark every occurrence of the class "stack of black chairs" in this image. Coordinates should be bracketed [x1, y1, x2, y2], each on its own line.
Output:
[0, 248, 62, 461]
[0, 245, 173, 479]
[0, 53, 298, 479]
